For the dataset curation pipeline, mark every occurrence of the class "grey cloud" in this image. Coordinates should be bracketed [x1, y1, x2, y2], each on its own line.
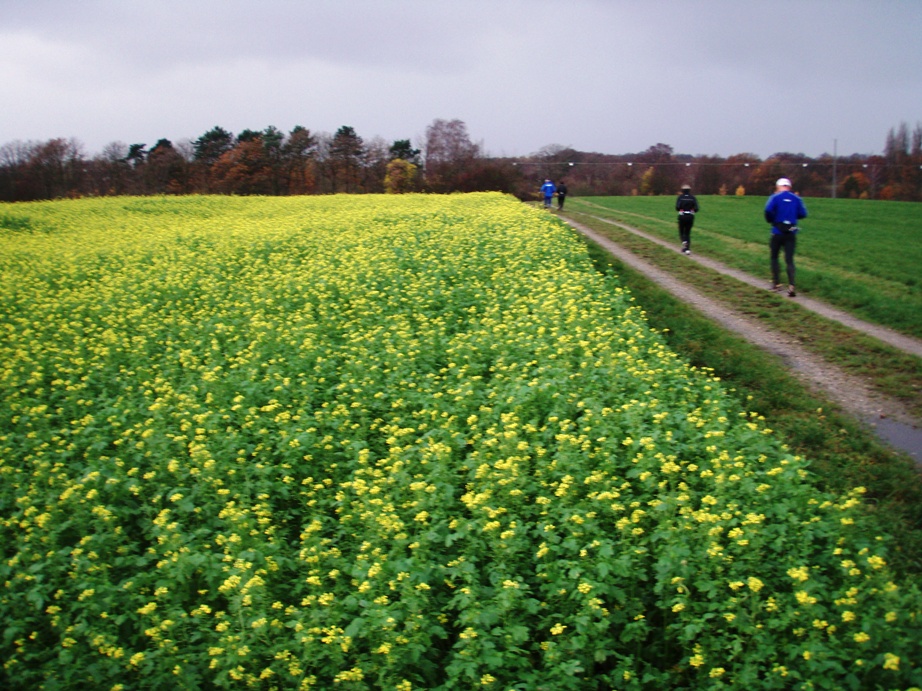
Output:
[1, 0, 920, 157]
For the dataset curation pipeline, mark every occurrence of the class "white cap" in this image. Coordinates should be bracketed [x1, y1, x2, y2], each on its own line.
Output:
[776, 178, 792, 188]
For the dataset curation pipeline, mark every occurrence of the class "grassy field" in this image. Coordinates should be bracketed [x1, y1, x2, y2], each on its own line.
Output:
[568, 196, 922, 339]
[2, 194, 922, 689]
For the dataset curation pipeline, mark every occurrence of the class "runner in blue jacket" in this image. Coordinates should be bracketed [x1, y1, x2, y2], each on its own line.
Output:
[764, 177, 807, 297]
[541, 179, 556, 209]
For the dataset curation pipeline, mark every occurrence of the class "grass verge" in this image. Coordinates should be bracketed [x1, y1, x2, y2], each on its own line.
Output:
[577, 232, 922, 580]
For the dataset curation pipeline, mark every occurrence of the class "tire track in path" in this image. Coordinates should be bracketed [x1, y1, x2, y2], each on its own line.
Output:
[561, 215, 922, 464]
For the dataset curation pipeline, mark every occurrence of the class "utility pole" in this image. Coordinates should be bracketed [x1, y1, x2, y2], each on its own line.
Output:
[832, 139, 837, 198]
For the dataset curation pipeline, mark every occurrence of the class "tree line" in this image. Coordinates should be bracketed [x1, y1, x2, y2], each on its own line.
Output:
[0, 119, 506, 202]
[520, 122, 922, 202]
[1, 119, 920, 203]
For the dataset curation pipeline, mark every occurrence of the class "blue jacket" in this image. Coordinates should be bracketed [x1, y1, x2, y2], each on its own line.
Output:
[764, 190, 807, 234]
[541, 181, 556, 197]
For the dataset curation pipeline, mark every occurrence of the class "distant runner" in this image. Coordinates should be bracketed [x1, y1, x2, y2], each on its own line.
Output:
[541, 179, 556, 209]
[675, 184, 699, 255]
[556, 180, 568, 210]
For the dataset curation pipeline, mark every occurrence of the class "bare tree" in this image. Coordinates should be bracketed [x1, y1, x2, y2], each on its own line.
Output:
[86, 141, 130, 196]
[0, 140, 36, 201]
[23, 138, 86, 199]
[423, 118, 480, 192]
[313, 133, 334, 193]
[362, 136, 390, 193]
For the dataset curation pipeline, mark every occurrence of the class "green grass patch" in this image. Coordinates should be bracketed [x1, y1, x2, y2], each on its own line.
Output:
[569, 196, 922, 338]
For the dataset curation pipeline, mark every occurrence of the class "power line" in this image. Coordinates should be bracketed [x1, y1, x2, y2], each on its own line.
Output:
[511, 160, 919, 170]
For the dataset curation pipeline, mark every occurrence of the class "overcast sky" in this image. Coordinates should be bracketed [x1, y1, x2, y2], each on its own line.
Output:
[2, 0, 920, 159]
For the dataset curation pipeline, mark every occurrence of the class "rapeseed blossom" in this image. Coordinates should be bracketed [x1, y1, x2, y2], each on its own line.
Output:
[1, 193, 920, 689]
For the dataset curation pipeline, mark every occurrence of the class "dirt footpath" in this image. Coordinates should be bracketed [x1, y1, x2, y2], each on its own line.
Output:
[573, 207, 922, 359]
[562, 215, 922, 464]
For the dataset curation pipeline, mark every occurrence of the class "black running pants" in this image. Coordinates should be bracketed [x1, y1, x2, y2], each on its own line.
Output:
[678, 214, 694, 248]
[770, 232, 797, 286]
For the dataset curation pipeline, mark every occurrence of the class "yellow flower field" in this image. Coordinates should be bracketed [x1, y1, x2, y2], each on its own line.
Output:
[1, 193, 920, 689]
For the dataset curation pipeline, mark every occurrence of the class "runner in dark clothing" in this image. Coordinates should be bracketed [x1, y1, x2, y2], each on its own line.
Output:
[556, 181, 568, 210]
[675, 184, 698, 255]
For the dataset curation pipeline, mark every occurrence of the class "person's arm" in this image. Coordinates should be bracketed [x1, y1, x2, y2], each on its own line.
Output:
[764, 197, 776, 224]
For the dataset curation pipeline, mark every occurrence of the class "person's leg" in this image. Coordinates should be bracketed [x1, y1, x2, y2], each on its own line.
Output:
[686, 217, 694, 251]
[678, 217, 688, 248]
[784, 233, 797, 293]
[770, 234, 783, 287]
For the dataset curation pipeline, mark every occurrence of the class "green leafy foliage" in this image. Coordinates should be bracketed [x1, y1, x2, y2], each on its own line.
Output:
[1, 194, 920, 689]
